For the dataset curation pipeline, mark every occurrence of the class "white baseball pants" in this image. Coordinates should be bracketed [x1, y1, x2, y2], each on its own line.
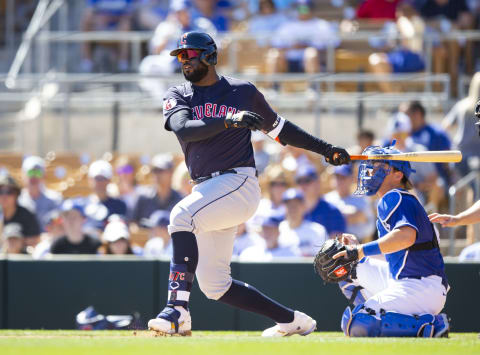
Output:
[169, 167, 261, 300]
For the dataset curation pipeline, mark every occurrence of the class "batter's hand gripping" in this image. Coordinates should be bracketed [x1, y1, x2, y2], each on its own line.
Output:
[225, 111, 264, 131]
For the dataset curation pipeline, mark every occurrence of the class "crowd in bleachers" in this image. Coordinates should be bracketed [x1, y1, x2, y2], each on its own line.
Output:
[53, 0, 480, 97]
[1, 100, 480, 260]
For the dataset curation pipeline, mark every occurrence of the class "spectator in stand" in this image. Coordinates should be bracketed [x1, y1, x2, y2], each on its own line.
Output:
[112, 155, 143, 220]
[400, 100, 452, 186]
[414, 0, 474, 28]
[295, 164, 346, 237]
[367, 2, 426, 92]
[192, 0, 230, 31]
[143, 209, 173, 257]
[240, 212, 300, 261]
[248, 164, 289, 231]
[442, 72, 480, 180]
[135, 0, 169, 30]
[33, 210, 65, 259]
[278, 188, 328, 256]
[233, 222, 264, 257]
[385, 111, 443, 207]
[325, 165, 376, 242]
[50, 199, 101, 254]
[248, 0, 288, 47]
[139, 0, 217, 101]
[0, 173, 41, 247]
[267, 0, 340, 77]
[18, 156, 62, 232]
[80, 0, 135, 72]
[1, 223, 28, 255]
[458, 241, 480, 262]
[171, 161, 192, 197]
[132, 154, 183, 226]
[251, 131, 270, 175]
[83, 160, 127, 234]
[356, 0, 402, 20]
[102, 215, 142, 255]
[414, 0, 475, 96]
[349, 129, 376, 155]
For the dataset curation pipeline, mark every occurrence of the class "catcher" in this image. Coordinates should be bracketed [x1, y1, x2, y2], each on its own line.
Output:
[314, 144, 450, 337]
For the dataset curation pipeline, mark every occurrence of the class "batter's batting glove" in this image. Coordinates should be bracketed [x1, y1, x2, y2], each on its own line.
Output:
[325, 146, 351, 166]
[224, 111, 264, 131]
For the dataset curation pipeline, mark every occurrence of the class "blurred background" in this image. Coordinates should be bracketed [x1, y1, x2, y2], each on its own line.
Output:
[0, 0, 479, 331]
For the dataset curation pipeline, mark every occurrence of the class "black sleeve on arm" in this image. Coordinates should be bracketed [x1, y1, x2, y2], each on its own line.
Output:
[168, 109, 227, 142]
[277, 120, 332, 156]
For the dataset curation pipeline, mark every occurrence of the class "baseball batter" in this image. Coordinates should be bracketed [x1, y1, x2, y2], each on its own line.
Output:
[314, 144, 450, 337]
[147, 31, 350, 336]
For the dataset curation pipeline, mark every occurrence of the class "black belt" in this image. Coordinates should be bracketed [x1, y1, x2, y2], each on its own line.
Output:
[190, 169, 237, 185]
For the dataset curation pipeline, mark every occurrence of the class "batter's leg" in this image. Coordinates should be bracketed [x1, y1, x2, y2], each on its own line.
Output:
[195, 227, 316, 337]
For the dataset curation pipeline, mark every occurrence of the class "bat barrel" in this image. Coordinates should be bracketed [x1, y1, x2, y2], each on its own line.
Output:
[350, 151, 462, 163]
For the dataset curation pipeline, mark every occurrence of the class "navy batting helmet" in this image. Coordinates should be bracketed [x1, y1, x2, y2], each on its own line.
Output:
[170, 31, 217, 66]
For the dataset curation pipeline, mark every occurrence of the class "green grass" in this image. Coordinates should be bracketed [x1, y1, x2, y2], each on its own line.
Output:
[0, 331, 478, 355]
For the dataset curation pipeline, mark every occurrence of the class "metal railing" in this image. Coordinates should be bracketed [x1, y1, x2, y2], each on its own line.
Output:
[448, 169, 480, 256]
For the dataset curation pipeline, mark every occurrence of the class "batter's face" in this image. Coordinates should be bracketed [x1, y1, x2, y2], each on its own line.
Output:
[178, 50, 209, 83]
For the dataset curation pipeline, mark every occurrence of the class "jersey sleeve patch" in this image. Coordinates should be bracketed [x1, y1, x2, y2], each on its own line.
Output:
[163, 98, 177, 111]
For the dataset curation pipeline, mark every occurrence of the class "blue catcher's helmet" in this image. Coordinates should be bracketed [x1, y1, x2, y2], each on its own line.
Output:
[354, 143, 415, 196]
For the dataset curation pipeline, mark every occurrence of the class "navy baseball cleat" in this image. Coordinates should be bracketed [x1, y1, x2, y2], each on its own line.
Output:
[433, 313, 450, 338]
[148, 306, 192, 336]
[262, 311, 317, 337]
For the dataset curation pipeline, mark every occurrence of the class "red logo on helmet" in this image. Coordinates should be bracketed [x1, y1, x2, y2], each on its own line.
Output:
[180, 34, 187, 45]
[334, 266, 348, 277]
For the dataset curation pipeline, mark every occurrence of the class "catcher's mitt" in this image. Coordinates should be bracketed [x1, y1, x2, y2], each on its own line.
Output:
[313, 239, 358, 283]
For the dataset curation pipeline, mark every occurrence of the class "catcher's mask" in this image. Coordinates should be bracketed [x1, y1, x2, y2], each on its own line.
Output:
[354, 143, 415, 196]
[170, 31, 217, 66]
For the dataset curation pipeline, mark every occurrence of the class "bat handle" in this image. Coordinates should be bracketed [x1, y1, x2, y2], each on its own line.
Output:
[350, 155, 368, 161]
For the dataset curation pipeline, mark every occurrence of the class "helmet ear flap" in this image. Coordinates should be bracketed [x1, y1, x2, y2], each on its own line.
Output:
[199, 49, 217, 66]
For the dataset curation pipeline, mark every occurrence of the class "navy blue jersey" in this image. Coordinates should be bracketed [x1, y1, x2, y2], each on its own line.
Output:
[162, 76, 283, 179]
[376, 189, 448, 289]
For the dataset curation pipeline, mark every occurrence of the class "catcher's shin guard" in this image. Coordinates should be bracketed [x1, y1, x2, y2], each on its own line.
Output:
[341, 305, 445, 338]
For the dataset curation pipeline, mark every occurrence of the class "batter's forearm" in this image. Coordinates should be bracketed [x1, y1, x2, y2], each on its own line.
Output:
[455, 200, 480, 225]
[277, 120, 332, 156]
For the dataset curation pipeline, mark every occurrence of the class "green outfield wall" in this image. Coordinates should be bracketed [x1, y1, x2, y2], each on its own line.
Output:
[0, 258, 478, 332]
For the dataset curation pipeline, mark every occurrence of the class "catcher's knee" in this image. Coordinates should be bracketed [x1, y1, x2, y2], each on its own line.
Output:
[341, 305, 436, 337]
[339, 280, 366, 307]
[197, 274, 232, 300]
[168, 204, 194, 235]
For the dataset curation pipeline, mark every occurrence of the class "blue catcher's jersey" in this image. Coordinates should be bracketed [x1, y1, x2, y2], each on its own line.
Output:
[376, 189, 448, 289]
[162, 76, 282, 180]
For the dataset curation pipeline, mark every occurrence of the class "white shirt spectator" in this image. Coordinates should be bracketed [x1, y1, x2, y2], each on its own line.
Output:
[239, 244, 300, 261]
[324, 190, 375, 241]
[247, 198, 286, 232]
[278, 220, 327, 256]
[233, 231, 265, 256]
[271, 18, 340, 61]
[458, 242, 480, 262]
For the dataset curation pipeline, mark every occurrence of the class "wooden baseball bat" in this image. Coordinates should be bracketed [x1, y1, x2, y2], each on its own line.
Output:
[350, 150, 462, 163]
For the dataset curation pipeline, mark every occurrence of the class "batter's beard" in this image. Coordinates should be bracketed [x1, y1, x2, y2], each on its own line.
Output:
[183, 63, 209, 83]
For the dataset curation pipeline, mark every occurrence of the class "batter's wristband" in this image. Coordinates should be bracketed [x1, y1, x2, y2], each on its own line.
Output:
[362, 241, 382, 256]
